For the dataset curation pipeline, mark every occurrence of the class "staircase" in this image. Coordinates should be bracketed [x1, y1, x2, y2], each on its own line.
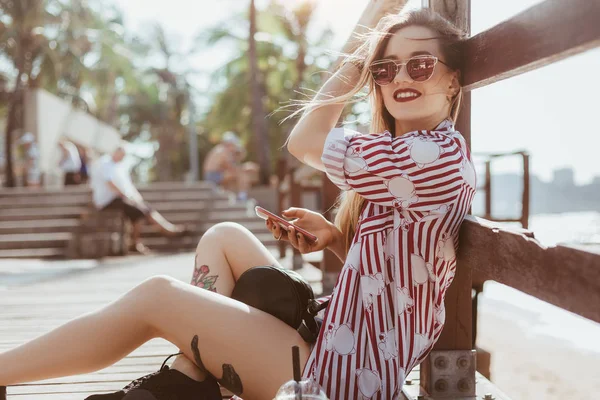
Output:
[0, 182, 276, 259]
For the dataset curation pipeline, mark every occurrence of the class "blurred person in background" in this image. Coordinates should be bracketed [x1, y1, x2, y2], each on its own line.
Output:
[77, 144, 90, 184]
[18, 132, 41, 187]
[203, 131, 256, 201]
[58, 139, 82, 186]
[90, 145, 188, 254]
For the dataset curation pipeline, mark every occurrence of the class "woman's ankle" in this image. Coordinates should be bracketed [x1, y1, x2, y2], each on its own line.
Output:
[170, 354, 208, 382]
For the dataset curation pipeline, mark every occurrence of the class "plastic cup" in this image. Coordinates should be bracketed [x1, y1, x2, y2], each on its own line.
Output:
[273, 379, 329, 400]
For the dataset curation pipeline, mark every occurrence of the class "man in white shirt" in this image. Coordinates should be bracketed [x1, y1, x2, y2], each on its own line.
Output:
[91, 146, 187, 253]
[58, 140, 82, 185]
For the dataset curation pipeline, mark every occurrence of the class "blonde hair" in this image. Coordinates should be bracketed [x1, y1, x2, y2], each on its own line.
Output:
[327, 9, 468, 253]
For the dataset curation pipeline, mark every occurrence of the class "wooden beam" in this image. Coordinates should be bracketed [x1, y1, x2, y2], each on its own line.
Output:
[462, 0, 600, 91]
[459, 216, 600, 324]
[422, 2, 474, 395]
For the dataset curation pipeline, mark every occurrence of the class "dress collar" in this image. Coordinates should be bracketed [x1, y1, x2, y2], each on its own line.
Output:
[433, 118, 455, 132]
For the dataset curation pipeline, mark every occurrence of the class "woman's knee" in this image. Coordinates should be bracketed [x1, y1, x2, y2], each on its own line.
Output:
[130, 275, 179, 306]
[197, 222, 249, 249]
[120, 275, 180, 336]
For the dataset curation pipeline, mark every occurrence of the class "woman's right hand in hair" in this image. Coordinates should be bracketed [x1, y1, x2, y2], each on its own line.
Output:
[265, 207, 341, 254]
[361, 0, 408, 26]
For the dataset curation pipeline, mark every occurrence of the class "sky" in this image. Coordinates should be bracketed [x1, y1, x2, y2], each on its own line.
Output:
[118, 0, 600, 185]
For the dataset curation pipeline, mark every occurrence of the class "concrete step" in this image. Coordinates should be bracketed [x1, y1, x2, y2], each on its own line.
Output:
[0, 233, 71, 250]
[0, 247, 66, 259]
[0, 220, 79, 235]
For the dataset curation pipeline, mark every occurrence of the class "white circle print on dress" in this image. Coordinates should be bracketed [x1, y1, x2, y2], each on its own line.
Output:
[410, 253, 435, 285]
[396, 286, 414, 315]
[378, 327, 398, 360]
[356, 368, 382, 398]
[384, 175, 418, 208]
[325, 323, 357, 356]
[408, 137, 443, 168]
[461, 158, 477, 189]
[343, 147, 368, 174]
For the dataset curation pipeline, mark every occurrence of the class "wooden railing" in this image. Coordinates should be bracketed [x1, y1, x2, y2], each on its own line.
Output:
[419, 0, 600, 399]
[475, 151, 530, 228]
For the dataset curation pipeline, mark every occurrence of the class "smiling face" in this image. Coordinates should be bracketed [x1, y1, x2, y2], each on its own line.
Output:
[375, 25, 459, 128]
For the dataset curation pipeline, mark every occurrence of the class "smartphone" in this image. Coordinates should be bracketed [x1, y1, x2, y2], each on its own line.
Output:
[255, 206, 318, 243]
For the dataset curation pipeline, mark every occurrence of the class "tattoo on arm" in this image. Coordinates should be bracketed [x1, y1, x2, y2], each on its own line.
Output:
[192, 256, 218, 292]
[190, 335, 244, 395]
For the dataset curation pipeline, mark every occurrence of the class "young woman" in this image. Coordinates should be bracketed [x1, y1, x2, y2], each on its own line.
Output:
[0, 3, 475, 400]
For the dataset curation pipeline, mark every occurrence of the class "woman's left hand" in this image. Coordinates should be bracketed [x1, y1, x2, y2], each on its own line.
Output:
[266, 207, 340, 254]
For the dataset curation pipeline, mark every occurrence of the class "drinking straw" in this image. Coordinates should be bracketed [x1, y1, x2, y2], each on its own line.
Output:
[292, 346, 302, 400]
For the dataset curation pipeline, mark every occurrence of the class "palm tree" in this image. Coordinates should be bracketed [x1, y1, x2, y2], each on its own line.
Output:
[195, 0, 333, 180]
[124, 23, 201, 181]
[0, 0, 109, 186]
[248, 0, 270, 183]
[1, 0, 59, 186]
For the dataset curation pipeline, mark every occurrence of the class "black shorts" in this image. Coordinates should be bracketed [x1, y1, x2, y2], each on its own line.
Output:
[64, 172, 80, 186]
[102, 198, 149, 223]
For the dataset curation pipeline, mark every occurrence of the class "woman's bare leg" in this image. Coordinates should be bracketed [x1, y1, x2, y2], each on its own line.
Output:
[0, 222, 296, 398]
[171, 222, 281, 379]
[0, 275, 309, 400]
[188, 222, 281, 296]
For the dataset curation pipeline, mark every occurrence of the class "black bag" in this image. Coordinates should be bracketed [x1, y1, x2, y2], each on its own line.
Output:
[231, 265, 329, 343]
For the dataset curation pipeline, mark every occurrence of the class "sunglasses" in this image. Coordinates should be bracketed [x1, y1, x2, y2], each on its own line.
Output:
[368, 55, 448, 85]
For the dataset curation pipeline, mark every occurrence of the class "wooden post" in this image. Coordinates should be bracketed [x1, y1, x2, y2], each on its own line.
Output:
[421, 0, 474, 397]
[290, 167, 304, 270]
[484, 160, 492, 219]
[521, 153, 530, 229]
[277, 158, 287, 258]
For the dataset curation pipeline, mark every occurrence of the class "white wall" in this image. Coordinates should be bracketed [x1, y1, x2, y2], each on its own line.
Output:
[24, 89, 124, 187]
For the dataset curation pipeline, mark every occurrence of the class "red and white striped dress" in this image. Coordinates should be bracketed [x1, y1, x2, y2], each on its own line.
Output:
[303, 119, 476, 399]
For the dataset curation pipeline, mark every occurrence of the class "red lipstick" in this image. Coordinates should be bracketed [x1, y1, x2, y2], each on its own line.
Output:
[393, 88, 422, 103]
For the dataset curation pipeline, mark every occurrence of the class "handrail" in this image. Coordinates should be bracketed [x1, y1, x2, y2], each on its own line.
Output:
[473, 151, 530, 228]
[459, 216, 600, 324]
[461, 0, 600, 91]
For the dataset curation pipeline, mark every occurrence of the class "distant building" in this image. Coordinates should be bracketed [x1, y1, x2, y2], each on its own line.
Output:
[552, 168, 575, 186]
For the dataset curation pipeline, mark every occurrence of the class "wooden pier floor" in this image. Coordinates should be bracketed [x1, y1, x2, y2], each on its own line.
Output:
[0, 250, 322, 399]
[0, 250, 507, 400]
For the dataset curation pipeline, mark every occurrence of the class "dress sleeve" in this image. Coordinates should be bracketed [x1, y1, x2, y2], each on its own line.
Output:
[320, 127, 472, 211]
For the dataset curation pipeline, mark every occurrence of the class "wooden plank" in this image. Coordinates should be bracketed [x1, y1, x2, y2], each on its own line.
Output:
[462, 0, 600, 91]
[459, 216, 600, 323]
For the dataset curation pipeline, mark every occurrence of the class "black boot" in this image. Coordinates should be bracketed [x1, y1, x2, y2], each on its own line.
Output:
[84, 353, 221, 400]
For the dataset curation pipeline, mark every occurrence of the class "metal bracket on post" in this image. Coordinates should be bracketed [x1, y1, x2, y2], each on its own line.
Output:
[423, 350, 477, 398]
